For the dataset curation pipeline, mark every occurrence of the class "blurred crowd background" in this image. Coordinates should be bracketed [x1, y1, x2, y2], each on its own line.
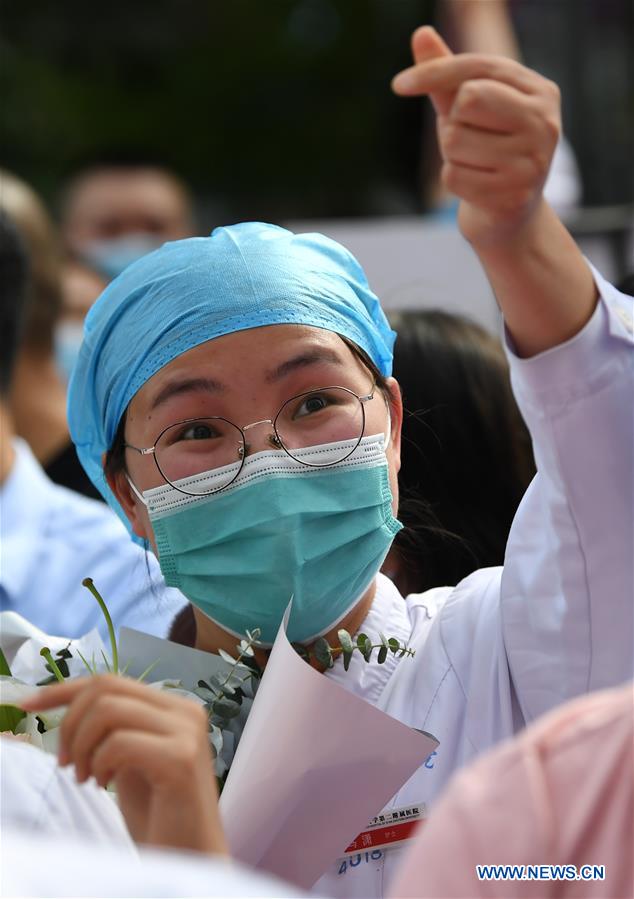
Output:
[3, 0, 632, 222]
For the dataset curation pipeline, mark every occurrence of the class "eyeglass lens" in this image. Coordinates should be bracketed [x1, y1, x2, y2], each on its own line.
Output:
[154, 386, 366, 495]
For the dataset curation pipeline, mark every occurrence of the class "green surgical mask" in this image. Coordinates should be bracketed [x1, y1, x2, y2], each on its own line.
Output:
[134, 434, 402, 644]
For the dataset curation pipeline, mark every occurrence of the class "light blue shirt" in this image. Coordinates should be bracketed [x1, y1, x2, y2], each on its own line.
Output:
[0, 440, 186, 640]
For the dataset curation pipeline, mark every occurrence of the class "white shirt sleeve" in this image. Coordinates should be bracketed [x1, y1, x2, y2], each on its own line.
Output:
[0, 737, 134, 846]
[500, 265, 634, 721]
[543, 136, 582, 212]
[1, 831, 308, 898]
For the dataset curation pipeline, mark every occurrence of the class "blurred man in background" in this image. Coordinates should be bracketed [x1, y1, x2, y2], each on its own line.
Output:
[0, 169, 102, 498]
[0, 210, 186, 639]
[59, 156, 197, 281]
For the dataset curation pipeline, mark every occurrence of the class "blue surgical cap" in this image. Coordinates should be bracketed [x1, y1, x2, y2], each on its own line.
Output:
[68, 222, 396, 534]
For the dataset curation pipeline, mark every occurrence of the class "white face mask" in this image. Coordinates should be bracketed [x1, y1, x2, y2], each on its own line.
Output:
[54, 320, 85, 384]
[79, 233, 164, 280]
[131, 433, 402, 645]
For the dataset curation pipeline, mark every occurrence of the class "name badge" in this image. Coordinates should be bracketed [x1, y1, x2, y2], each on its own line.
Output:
[340, 803, 426, 857]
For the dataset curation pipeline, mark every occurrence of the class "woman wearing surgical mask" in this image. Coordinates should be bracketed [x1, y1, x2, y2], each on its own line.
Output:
[60, 29, 633, 899]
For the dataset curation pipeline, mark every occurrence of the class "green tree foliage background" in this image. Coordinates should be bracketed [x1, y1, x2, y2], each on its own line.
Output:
[2, 0, 632, 226]
[2, 0, 431, 223]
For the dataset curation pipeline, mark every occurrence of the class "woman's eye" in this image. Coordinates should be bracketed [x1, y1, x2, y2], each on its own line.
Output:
[181, 423, 216, 440]
[295, 394, 329, 417]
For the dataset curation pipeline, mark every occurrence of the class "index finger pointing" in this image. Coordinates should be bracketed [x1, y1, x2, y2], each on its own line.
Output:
[392, 53, 543, 100]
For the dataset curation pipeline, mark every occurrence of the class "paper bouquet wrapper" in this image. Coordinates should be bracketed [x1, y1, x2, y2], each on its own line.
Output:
[219, 607, 438, 890]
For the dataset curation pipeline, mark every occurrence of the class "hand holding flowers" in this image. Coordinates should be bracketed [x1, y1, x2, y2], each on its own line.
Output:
[21, 675, 228, 856]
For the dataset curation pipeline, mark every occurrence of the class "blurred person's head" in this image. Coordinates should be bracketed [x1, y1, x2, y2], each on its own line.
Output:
[0, 172, 78, 466]
[0, 212, 29, 397]
[386, 309, 536, 596]
[60, 156, 196, 280]
[0, 211, 30, 481]
[0, 169, 61, 357]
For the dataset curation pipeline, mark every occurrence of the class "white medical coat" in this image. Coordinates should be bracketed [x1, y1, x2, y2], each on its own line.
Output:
[315, 265, 634, 898]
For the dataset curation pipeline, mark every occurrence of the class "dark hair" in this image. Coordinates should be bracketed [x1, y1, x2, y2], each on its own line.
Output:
[617, 272, 634, 298]
[0, 213, 30, 395]
[388, 309, 536, 596]
[0, 171, 62, 354]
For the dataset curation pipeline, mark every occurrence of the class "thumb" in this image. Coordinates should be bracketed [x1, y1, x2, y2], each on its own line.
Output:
[411, 26, 452, 65]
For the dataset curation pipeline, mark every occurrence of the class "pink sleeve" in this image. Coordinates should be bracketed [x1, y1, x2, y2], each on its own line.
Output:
[389, 686, 634, 899]
[389, 746, 549, 898]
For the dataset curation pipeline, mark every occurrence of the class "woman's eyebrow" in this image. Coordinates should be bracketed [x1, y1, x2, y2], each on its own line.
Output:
[265, 349, 345, 383]
[149, 377, 225, 411]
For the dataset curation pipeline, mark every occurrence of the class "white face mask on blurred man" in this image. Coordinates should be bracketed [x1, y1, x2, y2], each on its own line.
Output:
[60, 163, 195, 281]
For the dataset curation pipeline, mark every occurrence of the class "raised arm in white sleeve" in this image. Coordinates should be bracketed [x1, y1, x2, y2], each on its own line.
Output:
[392, 26, 633, 720]
[501, 269, 633, 719]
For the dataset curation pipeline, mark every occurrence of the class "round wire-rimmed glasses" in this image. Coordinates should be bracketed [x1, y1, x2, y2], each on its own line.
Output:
[124, 383, 376, 497]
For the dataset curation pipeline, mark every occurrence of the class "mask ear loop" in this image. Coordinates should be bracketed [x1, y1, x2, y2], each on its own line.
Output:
[383, 398, 392, 452]
[126, 473, 149, 507]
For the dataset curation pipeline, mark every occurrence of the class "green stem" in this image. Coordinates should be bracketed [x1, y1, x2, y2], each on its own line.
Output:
[82, 578, 119, 674]
[40, 647, 66, 683]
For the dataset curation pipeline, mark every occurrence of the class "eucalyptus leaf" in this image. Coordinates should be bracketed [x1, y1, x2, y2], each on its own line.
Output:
[337, 629, 354, 655]
[212, 697, 241, 719]
[388, 638, 400, 654]
[379, 632, 389, 649]
[237, 640, 255, 658]
[377, 645, 388, 664]
[356, 633, 369, 651]
[313, 637, 333, 668]
[193, 686, 217, 704]
[343, 649, 353, 672]
[218, 648, 238, 666]
[361, 642, 373, 662]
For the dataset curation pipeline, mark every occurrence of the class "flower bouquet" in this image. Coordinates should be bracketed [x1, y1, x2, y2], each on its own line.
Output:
[0, 580, 437, 890]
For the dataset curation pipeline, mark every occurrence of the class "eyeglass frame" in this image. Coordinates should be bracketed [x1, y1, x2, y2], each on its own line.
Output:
[124, 382, 377, 497]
